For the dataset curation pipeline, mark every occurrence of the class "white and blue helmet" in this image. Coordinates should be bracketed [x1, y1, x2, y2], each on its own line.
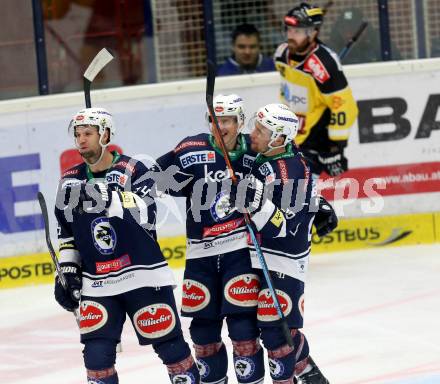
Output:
[255, 103, 299, 148]
[69, 107, 115, 148]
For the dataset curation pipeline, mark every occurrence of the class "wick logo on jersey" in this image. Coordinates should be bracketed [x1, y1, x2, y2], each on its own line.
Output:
[134, 303, 176, 339]
[224, 274, 260, 307]
[91, 217, 117, 255]
[180, 150, 216, 169]
[181, 279, 210, 312]
[80, 301, 108, 334]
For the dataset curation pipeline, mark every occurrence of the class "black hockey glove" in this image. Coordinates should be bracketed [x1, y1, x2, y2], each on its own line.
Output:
[313, 197, 338, 237]
[318, 143, 348, 176]
[229, 176, 265, 214]
[54, 262, 82, 312]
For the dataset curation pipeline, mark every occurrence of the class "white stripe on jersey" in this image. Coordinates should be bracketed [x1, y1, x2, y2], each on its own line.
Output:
[186, 229, 248, 259]
[81, 264, 176, 297]
[249, 245, 311, 282]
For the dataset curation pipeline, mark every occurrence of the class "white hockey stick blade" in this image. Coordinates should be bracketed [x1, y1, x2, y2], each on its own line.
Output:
[83, 48, 114, 82]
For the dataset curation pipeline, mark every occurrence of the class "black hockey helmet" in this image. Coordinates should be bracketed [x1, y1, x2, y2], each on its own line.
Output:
[284, 2, 324, 29]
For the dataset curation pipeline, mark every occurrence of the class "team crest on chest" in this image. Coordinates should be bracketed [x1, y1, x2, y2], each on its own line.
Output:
[91, 217, 117, 255]
[210, 191, 236, 222]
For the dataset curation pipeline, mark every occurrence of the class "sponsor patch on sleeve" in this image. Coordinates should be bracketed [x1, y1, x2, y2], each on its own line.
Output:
[270, 209, 284, 227]
[304, 54, 330, 84]
[120, 192, 136, 208]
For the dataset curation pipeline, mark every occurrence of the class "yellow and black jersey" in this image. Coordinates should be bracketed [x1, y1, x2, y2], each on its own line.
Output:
[274, 41, 358, 151]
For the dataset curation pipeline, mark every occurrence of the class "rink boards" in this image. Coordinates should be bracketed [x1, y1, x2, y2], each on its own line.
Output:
[1, 211, 439, 290]
[1, 58, 440, 290]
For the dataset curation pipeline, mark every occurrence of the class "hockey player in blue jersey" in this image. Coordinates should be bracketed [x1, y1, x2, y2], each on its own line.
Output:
[154, 95, 265, 384]
[229, 103, 330, 383]
[54, 107, 200, 384]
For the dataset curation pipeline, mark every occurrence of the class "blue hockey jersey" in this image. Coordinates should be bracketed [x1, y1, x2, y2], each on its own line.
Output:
[155, 133, 256, 259]
[55, 152, 176, 297]
[247, 144, 317, 282]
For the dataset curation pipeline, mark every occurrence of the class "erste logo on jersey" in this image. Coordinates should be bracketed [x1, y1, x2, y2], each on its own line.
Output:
[242, 154, 255, 168]
[257, 289, 292, 322]
[105, 170, 128, 187]
[91, 217, 117, 255]
[258, 162, 276, 184]
[134, 303, 176, 339]
[80, 301, 108, 334]
[304, 54, 330, 84]
[180, 150, 216, 168]
[182, 279, 210, 312]
[224, 274, 260, 307]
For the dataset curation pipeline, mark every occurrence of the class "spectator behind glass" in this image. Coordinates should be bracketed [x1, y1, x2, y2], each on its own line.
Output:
[328, 7, 401, 64]
[217, 23, 275, 76]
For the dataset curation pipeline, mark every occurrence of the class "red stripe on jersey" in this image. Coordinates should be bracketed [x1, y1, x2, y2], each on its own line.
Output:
[277, 160, 289, 185]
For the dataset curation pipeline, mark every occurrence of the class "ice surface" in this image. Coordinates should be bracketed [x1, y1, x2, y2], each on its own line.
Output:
[1, 244, 439, 383]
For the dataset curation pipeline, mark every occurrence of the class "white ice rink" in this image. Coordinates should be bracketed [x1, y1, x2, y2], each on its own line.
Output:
[1, 244, 439, 384]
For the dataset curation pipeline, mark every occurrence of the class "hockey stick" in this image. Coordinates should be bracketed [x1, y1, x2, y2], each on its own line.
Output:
[83, 48, 114, 108]
[37, 192, 81, 325]
[339, 21, 369, 60]
[206, 60, 293, 346]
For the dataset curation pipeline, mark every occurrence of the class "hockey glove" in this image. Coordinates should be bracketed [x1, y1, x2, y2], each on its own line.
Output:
[313, 197, 338, 237]
[318, 144, 348, 177]
[54, 262, 82, 312]
[229, 176, 265, 214]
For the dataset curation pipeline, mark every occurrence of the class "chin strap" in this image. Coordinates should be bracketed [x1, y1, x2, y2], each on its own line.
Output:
[80, 135, 110, 167]
[262, 136, 288, 156]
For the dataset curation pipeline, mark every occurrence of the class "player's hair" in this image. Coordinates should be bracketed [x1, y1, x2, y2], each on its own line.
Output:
[231, 23, 261, 43]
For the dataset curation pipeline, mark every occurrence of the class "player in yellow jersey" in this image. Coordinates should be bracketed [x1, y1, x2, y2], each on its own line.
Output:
[274, 2, 358, 177]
